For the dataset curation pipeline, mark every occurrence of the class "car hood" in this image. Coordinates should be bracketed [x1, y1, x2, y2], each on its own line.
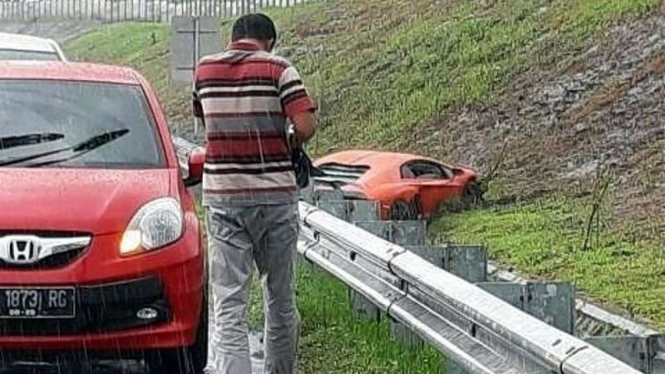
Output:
[0, 168, 177, 235]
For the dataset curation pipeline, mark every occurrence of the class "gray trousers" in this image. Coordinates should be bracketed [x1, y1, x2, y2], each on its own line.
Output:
[205, 203, 300, 374]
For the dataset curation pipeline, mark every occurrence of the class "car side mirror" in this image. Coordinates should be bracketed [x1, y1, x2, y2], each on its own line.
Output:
[451, 168, 464, 176]
[184, 147, 205, 187]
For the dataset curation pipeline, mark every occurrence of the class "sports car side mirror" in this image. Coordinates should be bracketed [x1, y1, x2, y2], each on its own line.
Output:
[184, 147, 205, 187]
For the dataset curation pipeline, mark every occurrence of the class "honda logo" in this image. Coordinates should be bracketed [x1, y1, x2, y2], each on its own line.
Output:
[6, 237, 41, 264]
[0, 235, 91, 266]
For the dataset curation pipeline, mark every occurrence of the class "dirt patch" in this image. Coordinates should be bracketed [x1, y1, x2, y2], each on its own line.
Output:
[415, 12, 665, 239]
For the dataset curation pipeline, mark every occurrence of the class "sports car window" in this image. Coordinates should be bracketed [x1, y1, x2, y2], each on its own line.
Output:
[0, 80, 165, 169]
[401, 161, 451, 180]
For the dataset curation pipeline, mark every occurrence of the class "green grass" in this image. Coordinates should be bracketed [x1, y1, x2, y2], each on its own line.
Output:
[550, 0, 659, 38]
[249, 264, 446, 373]
[431, 196, 665, 329]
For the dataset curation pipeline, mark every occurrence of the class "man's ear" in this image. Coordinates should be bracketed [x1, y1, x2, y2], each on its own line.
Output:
[267, 38, 276, 52]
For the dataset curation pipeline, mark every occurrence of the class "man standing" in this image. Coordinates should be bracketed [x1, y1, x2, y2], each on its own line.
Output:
[192, 13, 317, 374]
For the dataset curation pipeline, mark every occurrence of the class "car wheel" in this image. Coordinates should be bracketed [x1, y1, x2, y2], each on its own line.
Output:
[462, 180, 482, 207]
[390, 198, 419, 221]
[146, 292, 208, 374]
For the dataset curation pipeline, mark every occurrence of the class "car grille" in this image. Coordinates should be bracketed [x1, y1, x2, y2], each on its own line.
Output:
[0, 249, 85, 270]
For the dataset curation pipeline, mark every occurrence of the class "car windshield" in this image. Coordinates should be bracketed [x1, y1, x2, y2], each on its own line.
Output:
[0, 80, 165, 169]
[0, 49, 60, 61]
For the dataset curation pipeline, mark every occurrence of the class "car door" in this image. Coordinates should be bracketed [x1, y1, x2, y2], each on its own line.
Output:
[400, 160, 459, 215]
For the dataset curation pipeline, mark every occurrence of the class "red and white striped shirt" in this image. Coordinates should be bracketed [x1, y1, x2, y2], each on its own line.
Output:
[193, 41, 316, 206]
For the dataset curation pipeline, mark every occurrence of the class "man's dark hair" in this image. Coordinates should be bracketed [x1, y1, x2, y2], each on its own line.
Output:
[232, 13, 277, 42]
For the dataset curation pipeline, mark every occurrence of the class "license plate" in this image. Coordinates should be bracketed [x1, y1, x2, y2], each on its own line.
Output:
[0, 287, 75, 319]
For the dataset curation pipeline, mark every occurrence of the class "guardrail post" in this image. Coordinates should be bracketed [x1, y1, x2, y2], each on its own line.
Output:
[342, 221, 425, 322]
[583, 334, 665, 373]
[313, 199, 420, 324]
[316, 200, 348, 220]
[477, 282, 576, 334]
[317, 200, 380, 223]
[354, 221, 427, 246]
[313, 199, 384, 322]
[386, 244, 487, 351]
[405, 245, 488, 283]
[352, 221, 427, 346]
[299, 185, 316, 204]
[347, 201, 381, 222]
[312, 189, 345, 203]
[654, 335, 665, 374]
[389, 244, 488, 351]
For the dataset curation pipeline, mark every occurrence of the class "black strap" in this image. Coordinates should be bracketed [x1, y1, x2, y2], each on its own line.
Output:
[292, 146, 323, 188]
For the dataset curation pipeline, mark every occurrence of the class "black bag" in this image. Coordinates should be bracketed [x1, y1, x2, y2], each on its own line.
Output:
[291, 146, 323, 189]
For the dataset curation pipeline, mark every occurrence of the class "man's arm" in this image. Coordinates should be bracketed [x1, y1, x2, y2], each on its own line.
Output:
[279, 65, 317, 143]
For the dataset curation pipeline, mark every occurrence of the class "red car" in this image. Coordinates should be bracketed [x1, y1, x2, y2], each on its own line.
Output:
[313, 151, 481, 220]
[0, 61, 207, 373]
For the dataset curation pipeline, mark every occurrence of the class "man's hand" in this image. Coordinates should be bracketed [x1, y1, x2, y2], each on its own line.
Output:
[291, 111, 317, 143]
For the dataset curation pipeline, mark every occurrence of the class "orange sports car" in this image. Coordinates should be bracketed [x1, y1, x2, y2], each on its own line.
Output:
[312, 150, 481, 220]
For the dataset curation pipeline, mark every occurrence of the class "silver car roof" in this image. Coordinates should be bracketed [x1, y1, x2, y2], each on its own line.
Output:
[0, 32, 66, 60]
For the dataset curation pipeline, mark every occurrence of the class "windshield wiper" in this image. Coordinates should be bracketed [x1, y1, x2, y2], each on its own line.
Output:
[0, 129, 130, 168]
[0, 133, 64, 150]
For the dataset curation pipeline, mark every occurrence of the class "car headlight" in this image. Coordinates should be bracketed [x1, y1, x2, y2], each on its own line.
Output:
[120, 197, 184, 256]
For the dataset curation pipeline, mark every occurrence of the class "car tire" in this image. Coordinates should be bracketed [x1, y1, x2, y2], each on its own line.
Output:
[462, 180, 482, 206]
[390, 198, 419, 221]
[146, 290, 208, 374]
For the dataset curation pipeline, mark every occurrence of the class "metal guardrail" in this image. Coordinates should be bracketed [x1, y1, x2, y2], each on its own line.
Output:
[173, 136, 660, 374]
[296, 202, 642, 374]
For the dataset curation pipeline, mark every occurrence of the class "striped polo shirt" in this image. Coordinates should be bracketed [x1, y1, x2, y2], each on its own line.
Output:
[193, 40, 316, 207]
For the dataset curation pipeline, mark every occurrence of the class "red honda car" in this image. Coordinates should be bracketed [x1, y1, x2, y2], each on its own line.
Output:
[0, 61, 207, 373]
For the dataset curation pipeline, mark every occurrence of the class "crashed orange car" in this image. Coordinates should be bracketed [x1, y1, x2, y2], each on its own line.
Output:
[312, 151, 481, 220]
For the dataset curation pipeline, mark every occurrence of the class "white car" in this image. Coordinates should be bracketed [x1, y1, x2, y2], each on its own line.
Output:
[0, 32, 67, 61]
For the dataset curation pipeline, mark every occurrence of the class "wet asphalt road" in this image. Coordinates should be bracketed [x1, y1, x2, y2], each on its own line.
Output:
[0, 330, 266, 373]
[0, 360, 147, 374]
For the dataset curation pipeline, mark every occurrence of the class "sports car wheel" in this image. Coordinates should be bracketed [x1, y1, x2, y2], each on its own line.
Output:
[390, 198, 419, 220]
[462, 180, 483, 206]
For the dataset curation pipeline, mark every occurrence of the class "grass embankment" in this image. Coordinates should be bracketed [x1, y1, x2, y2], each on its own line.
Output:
[432, 197, 664, 328]
[66, 0, 663, 332]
